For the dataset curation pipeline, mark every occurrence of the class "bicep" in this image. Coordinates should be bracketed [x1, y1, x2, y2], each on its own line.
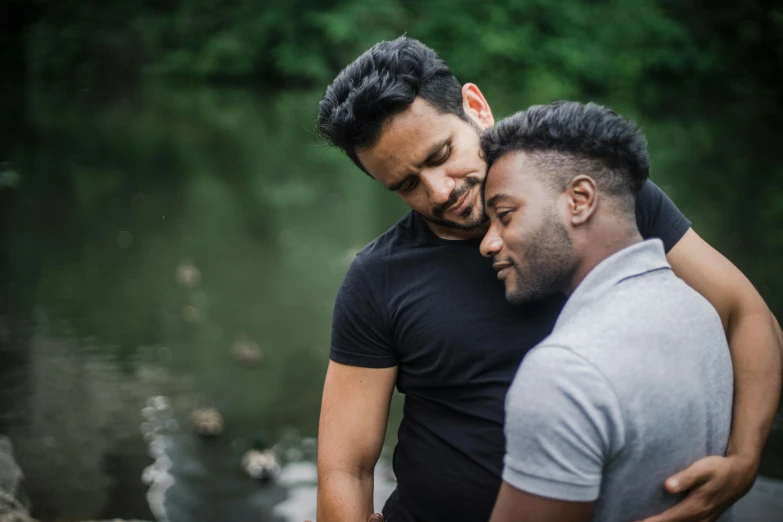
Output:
[318, 360, 397, 474]
[490, 482, 594, 522]
[667, 228, 769, 330]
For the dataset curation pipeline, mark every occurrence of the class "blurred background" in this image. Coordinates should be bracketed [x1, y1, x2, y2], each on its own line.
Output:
[0, 0, 781, 521]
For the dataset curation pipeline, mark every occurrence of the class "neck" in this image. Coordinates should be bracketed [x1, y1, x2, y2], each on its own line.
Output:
[566, 219, 643, 295]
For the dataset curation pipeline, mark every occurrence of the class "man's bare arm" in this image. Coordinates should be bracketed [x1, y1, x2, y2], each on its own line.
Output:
[317, 361, 397, 522]
[668, 229, 782, 467]
[641, 228, 783, 522]
[489, 482, 593, 522]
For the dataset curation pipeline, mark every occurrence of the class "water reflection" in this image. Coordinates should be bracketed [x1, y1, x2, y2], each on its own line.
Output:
[0, 85, 405, 521]
[140, 402, 396, 522]
[0, 84, 780, 520]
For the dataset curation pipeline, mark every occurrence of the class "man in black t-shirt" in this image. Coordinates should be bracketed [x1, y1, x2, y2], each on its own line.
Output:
[314, 37, 782, 522]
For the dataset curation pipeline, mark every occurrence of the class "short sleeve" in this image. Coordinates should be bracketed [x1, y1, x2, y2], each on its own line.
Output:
[502, 345, 625, 502]
[635, 180, 691, 253]
[329, 255, 398, 368]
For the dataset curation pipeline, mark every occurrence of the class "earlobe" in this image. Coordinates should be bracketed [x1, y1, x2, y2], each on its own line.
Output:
[568, 176, 597, 226]
[462, 83, 494, 129]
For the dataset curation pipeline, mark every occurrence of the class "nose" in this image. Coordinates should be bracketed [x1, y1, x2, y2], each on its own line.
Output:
[480, 225, 503, 258]
[421, 169, 455, 206]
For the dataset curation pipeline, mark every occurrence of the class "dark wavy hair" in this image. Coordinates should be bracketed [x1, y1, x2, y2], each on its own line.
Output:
[317, 36, 467, 174]
[481, 101, 649, 198]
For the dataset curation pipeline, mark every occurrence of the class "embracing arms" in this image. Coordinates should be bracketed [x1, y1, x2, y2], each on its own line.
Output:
[641, 228, 783, 521]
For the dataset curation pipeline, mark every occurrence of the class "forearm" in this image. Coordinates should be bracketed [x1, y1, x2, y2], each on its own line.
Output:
[725, 308, 783, 466]
[317, 468, 375, 522]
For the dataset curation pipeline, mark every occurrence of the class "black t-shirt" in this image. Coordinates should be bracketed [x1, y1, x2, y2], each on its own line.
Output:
[329, 180, 692, 522]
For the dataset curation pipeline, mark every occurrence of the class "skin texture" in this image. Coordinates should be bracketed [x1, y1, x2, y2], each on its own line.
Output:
[490, 482, 595, 522]
[640, 229, 783, 522]
[479, 150, 641, 522]
[316, 84, 782, 522]
[480, 151, 643, 298]
[316, 361, 396, 522]
[355, 85, 494, 240]
[482, 173, 576, 303]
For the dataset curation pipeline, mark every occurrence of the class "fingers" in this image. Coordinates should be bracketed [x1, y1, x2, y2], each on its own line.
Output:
[305, 512, 384, 522]
[664, 458, 717, 494]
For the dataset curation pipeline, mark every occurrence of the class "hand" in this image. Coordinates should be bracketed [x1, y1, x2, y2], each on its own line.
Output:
[305, 513, 383, 522]
[638, 455, 758, 522]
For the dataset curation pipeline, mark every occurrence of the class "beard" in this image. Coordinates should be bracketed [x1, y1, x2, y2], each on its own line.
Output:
[506, 207, 577, 304]
[422, 176, 488, 231]
[420, 119, 489, 232]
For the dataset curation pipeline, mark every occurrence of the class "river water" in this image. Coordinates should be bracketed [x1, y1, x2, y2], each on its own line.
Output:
[0, 85, 780, 521]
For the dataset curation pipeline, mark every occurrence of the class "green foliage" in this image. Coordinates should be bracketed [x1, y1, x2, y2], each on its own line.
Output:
[17, 0, 706, 95]
[8, 0, 783, 353]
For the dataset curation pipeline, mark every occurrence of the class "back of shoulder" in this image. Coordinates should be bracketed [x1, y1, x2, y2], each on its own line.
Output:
[549, 270, 722, 361]
[350, 211, 418, 267]
[632, 269, 722, 326]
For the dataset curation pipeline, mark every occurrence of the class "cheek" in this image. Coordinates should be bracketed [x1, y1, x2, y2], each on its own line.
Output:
[399, 191, 428, 212]
[455, 135, 486, 176]
[504, 224, 534, 258]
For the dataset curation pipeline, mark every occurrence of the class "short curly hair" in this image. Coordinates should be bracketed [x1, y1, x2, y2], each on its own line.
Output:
[481, 101, 649, 198]
[317, 36, 467, 174]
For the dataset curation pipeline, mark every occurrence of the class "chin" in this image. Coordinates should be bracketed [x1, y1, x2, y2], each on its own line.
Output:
[506, 279, 543, 305]
[457, 207, 487, 228]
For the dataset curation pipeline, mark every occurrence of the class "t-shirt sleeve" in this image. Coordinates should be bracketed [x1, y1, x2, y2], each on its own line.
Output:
[635, 180, 692, 253]
[502, 345, 625, 502]
[329, 255, 398, 368]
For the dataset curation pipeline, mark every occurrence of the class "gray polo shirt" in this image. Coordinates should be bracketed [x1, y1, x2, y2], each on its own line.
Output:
[503, 239, 734, 521]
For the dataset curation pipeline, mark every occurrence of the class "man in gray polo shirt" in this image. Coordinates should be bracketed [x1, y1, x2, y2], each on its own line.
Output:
[479, 101, 734, 522]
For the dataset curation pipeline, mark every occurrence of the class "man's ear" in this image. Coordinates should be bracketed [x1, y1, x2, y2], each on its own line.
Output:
[462, 83, 494, 130]
[567, 176, 598, 226]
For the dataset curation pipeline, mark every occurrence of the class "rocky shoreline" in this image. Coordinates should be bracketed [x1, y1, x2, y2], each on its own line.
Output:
[0, 435, 152, 522]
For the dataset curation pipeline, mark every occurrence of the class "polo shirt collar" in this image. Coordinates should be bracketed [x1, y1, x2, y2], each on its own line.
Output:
[555, 239, 671, 329]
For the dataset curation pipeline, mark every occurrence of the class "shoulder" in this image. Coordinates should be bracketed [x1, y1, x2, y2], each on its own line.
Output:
[635, 180, 691, 252]
[503, 344, 626, 500]
[509, 344, 613, 406]
[351, 211, 419, 267]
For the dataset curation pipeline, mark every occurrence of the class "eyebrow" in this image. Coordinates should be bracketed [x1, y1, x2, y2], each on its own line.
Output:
[386, 139, 449, 192]
[486, 193, 513, 209]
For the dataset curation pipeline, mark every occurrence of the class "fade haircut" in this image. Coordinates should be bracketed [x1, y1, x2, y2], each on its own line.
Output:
[317, 36, 467, 174]
[481, 101, 649, 214]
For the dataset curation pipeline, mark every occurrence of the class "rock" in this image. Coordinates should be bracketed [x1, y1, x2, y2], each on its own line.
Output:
[0, 436, 36, 522]
[190, 407, 224, 437]
[0, 492, 37, 522]
[232, 336, 262, 366]
[175, 261, 201, 288]
[241, 449, 281, 482]
[0, 437, 24, 501]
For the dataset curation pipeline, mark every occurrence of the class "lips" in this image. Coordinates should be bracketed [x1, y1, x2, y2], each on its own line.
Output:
[447, 186, 472, 215]
[492, 261, 513, 280]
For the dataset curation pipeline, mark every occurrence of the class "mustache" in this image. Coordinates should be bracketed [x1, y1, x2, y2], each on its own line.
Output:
[432, 177, 482, 217]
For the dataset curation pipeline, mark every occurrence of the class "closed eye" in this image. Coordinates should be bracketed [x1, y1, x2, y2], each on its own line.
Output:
[428, 144, 450, 166]
[397, 177, 419, 194]
[496, 210, 512, 225]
